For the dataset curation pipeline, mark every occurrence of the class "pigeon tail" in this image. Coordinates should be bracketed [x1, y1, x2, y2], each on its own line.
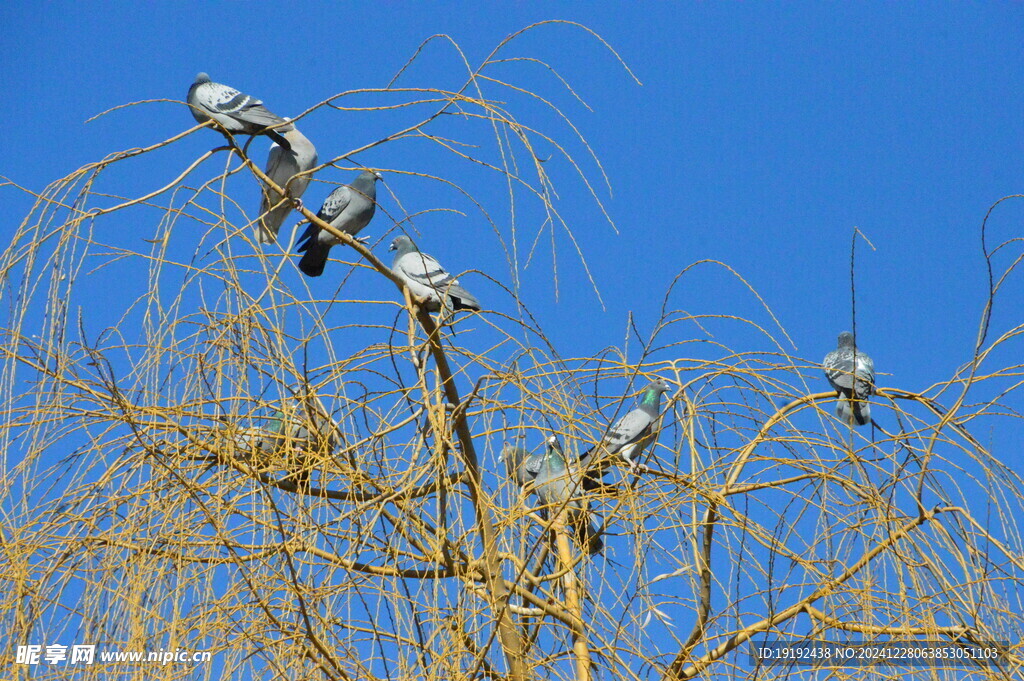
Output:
[256, 199, 290, 244]
[852, 400, 871, 426]
[447, 284, 481, 311]
[577, 445, 614, 491]
[296, 225, 330, 277]
[266, 129, 291, 151]
[298, 244, 330, 277]
[836, 398, 871, 427]
[294, 223, 329, 276]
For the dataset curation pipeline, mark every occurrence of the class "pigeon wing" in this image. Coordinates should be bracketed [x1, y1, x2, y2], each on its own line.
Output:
[398, 250, 452, 285]
[208, 85, 288, 129]
[397, 252, 481, 310]
[823, 349, 856, 392]
[854, 353, 875, 398]
[522, 451, 543, 483]
[445, 282, 481, 311]
[317, 185, 354, 225]
[603, 408, 654, 453]
[394, 250, 451, 305]
[192, 79, 291, 132]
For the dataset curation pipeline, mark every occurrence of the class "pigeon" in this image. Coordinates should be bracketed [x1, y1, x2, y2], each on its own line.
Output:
[213, 404, 336, 489]
[296, 170, 382, 276]
[823, 331, 875, 427]
[389, 235, 481, 312]
[226, 403, 333, 489]
[220, 421, 275, 462]
[256, 123, 318, 244]
[500, 436, 603, 555]
[263, 404, 338, 490]
[535, 436, 603, 555]
[187, 72, 293, 148]
[580, 378, 673, 476]
[500, 440, 541, 487]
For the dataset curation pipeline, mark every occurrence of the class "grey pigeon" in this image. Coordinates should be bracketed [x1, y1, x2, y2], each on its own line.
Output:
[221, 422, 274, 462]
[823, 331, 875, 427]
[500, 440, 542, 487]
[500, 436, 603, 555]
[296, 170, 381, 276]
[187, 72, 293, 147]
[256, 123, 318, 244]
[580, 378, 673, 476]
[262, 404, 338, 490]
[535, 436, 603, 555]
[389, 235, 481, 312]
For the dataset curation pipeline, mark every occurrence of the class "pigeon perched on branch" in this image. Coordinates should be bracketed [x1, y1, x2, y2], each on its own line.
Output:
[580, 378, 673, 476]
[389, 235, 481, 312]
[296, 170, 382, 277]
[500, 436, 603, 555]
[263, 404, 338, 490]
[187, 73, 293, 148]
[823, 331, 875, 427]
[256, 123, 318, 244]
[536, 436, 603, 554]
[500, 440, 541, 488]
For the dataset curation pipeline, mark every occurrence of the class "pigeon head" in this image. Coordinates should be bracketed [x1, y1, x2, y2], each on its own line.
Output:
[389, 235, 416, 253]
[640, 378, 673, 407]
[498, 434, 527, 462]
[195, 72, 211, 84]
[341, 170, 381, 202]
[546, 435, 566, 463]
[647, 378, 673, 395]
[837, 331, 855, 348]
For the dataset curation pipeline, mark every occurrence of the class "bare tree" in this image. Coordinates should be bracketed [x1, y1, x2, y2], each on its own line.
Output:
[2, 22, 1022, 681]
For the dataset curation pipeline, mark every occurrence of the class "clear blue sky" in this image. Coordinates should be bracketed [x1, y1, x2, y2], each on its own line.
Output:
[3, 1, 1023, 676]
[4, 2, 1023, 382]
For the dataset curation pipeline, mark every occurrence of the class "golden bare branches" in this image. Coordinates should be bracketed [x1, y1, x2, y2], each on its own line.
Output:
[1, 20, 1023, 681]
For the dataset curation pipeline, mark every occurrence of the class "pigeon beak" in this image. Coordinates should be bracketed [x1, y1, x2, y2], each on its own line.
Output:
[374, 171, 384, 181]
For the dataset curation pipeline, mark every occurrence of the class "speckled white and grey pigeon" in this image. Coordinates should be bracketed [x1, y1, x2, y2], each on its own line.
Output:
[580, 378, 673, 476]
[263, 404, 338, 490]
[389, 235, 481, 312]
[296, 170, 382, 277]
[187, 73, 294, 148]
[823, 331, 875, 427]
[256, 122, 318, 244]
[500, 437, 603, 555]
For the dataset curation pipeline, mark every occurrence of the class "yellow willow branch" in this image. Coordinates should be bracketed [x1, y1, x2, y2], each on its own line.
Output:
[801, 604, 970, 637]
[553, 512, 591, 681]
[665, 505, 950, 680]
